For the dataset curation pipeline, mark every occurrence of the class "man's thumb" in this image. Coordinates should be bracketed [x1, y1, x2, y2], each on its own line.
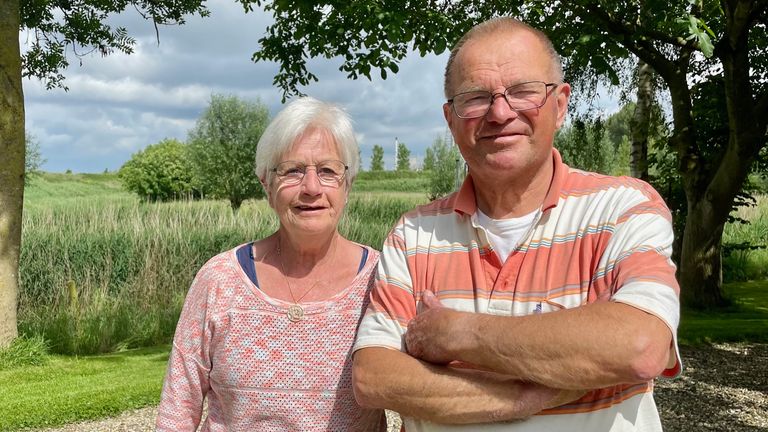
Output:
[421, 290, 444, 309]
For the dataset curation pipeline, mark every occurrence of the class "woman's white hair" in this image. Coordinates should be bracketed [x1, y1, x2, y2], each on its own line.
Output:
[255, 96, 359, 187]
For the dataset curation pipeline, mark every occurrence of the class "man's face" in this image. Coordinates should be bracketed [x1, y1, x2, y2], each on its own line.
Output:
[442, 29, 570, 183]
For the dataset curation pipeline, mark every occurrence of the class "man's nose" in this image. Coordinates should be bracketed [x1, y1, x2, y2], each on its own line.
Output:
[486, 93, 519, 123]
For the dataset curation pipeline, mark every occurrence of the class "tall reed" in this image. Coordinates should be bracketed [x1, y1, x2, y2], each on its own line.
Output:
[722, 194, 768, 281]
[20, 194, 424, 355]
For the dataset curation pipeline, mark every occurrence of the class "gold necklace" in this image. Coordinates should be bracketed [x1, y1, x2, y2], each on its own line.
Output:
[276, 236, 337, 322]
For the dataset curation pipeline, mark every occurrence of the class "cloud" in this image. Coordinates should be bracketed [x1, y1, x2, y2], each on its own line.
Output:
[22, 0, 452, 173]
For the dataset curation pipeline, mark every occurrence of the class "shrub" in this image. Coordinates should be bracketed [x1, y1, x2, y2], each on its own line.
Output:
[118, 138, 197, 201]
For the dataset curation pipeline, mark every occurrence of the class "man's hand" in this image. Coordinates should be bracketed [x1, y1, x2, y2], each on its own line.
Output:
[405, 290, 465, 364]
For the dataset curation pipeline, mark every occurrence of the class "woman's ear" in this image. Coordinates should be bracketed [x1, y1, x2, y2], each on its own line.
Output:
[260, 176, 273, 207]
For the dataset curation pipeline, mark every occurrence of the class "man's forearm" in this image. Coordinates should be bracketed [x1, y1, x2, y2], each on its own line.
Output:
[352, 347, 583, 424]
[407, 302, 674, 389]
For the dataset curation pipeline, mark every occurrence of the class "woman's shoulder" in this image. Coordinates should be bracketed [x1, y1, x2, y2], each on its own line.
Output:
[351, 241, 380, 258]
[194, 244, 247, 280]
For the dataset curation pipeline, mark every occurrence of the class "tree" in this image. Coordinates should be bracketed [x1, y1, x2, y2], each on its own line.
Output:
[119, 138, 197, 201]
[370, 145, 384, 171]
[555, 117, 613, 174]
[396, 142, 411, 171]
[423, 147, 436, 171]
[24, 132, 46, 185]
[1, 0, 208, 346]
[427, 136, 462, 200]
[254, 1, 768, 310]
[556, 102, 665, 177]
[0, 0, 24, 347]
[630, 60, 655, 182]
[187, 94, 269, 212]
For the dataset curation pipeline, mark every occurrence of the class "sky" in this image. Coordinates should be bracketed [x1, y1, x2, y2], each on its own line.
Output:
[21, 0, 451, 173]
[21, 1, 620, 174]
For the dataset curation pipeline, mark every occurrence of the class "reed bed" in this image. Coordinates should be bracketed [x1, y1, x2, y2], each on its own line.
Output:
[19, 194, 424, 355]
[723, 194, 768, 282]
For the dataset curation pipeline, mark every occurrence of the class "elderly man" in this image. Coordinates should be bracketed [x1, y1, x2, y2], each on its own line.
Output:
[352, 17, 681, 431]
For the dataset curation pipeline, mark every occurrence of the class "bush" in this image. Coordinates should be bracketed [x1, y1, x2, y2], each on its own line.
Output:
[118, 138, 197, 201]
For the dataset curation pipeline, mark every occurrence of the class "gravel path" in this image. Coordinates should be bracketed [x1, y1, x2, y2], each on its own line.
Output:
[32, 343, 767, 432]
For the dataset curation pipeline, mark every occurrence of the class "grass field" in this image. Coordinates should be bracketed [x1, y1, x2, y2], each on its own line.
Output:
[0, 345, 169, 431]
[2, 172, 766, 431]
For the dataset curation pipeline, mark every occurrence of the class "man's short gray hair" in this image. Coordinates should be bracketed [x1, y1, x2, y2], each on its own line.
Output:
[443, 17, 564, 98]
[255, 96, 360, 187]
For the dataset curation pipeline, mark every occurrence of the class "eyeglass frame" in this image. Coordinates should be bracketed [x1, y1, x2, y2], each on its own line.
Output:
[447, 81, 560, 119]
[270, 159, 349, 187]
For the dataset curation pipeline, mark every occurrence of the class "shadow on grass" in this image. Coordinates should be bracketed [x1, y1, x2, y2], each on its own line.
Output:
[679, 280, 768, 345]
[88, 345, 170, 364]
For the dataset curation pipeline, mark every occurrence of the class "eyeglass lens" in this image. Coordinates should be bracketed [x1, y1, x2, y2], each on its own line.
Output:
[274, 160, 347, 185]
[452, 81, 553, 118]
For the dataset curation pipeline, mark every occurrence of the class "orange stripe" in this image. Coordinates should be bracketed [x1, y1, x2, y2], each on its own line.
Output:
[540, 383, 652, 415]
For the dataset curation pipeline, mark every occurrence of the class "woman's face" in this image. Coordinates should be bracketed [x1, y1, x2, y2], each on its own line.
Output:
[266, 127, 349, 240]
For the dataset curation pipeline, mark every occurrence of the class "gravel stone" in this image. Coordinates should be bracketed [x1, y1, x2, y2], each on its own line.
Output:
[31, 343, 766, 432]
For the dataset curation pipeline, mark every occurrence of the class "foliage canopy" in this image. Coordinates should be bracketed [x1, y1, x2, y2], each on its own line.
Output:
[187, 94, 270, 211]
[20, 0, 209, 90]
[252, 0, 768, 309]
[118, 138, 197, 202]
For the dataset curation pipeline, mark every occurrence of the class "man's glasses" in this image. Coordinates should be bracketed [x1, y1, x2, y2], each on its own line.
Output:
[271, 160, 348, 186]
[448, 81, 559, 119]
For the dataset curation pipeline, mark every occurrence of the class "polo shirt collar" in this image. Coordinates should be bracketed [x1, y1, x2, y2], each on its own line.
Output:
[453, 148, 567, 216]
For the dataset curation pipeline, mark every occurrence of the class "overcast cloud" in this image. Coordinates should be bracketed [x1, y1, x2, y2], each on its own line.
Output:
[22, 1, 623, 174]
[21, 0, 450, 173]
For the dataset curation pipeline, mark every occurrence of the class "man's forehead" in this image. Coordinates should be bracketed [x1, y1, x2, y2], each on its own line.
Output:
[450, 32, 551, 90]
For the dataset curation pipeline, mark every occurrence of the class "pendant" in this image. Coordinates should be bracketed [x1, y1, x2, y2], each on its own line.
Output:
[287, 304, 304, 322]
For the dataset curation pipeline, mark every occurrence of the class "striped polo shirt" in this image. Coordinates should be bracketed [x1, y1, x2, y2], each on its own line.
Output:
[354, 149, 681, 432]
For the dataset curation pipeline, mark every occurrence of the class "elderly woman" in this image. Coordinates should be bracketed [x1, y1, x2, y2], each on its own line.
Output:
[156, 97, 384, 431]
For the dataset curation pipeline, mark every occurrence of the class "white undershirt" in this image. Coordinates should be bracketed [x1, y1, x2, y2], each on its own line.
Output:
[475, 208, 539, 263]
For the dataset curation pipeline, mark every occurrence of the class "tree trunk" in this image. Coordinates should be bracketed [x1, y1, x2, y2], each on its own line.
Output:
[679, 198, 726, 309]
[0, 0, 24, 347]
[630, 59, 652, 181]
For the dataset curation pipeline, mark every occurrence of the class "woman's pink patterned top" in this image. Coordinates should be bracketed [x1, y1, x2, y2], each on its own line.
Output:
[156, 243, 383, 431]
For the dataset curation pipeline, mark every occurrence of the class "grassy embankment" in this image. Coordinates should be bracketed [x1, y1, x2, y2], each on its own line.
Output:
[1, 172, 766, 430]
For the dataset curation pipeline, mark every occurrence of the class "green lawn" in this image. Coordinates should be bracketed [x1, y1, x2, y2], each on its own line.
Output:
[24, 172, 131, 203]
[679, 280, 768, 345]
[0, 346, 169, 430]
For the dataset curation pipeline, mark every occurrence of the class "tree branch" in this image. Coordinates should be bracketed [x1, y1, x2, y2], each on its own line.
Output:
[575, 2, 684, 84]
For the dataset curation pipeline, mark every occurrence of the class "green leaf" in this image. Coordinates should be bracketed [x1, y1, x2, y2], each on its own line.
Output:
[697, 32, 714, 57]
[434, 37, 446, 55]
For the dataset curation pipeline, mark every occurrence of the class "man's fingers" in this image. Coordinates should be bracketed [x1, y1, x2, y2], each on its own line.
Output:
[421, 290, 444, 309]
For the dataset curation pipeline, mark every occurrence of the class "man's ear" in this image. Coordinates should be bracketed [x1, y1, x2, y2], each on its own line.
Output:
[554, 83, 571, 130]
[443, 102, 455, 132]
